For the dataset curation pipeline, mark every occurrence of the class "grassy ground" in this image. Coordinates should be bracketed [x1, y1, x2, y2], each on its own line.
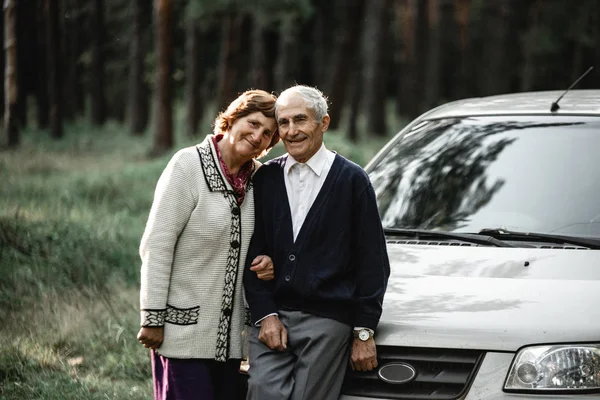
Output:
[0, 113, 400, 399]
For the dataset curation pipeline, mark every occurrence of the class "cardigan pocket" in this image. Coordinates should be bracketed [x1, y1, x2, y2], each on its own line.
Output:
[164, 304, 200, 325]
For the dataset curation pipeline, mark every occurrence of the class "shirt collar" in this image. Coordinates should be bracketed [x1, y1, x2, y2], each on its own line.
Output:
[284, 143, 329, 176]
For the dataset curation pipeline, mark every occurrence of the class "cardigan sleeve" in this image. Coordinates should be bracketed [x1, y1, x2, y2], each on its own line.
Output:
[243, 170, 278, 324]
[352, 181, 391, 330]
[139, 152, 197, 327]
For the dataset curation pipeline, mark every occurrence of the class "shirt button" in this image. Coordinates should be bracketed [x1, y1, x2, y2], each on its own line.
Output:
[231, 240, 240, 249]
[232, 207, 240, 216]
[284, 275, 291, 282]
[223, 308, 232, 316]
[289, 254, 296, 261]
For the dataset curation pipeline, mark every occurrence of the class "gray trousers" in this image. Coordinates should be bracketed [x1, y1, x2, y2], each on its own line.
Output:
[246, 310, 352, 400]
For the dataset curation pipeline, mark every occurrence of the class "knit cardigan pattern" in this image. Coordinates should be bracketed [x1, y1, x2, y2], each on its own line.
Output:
[139, 136, 258, 361]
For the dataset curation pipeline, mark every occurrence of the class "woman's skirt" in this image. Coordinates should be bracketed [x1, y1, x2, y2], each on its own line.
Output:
[151, 350, 244, 400]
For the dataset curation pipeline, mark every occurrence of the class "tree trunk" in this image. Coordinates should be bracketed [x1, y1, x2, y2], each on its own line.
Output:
[437, 0, 457, 102]
[3, 0, 18, 147]
[15, 0, 31, 128]
[152, 0, 173, 156]
[0, 3, 4, 122]
[263, 24, 278, 92]
[396, 0, 419, 118]
[90, 0, 106, 125]
[414, 0, 429, 113]
[479, 0, 512, 95]
[185, 18, 201, 137]
[595, 1, 600, 89]
[57, 0, 71, 121]
[570, 3, 594, 85]
[362, 0, 390, 136]
[216, 13, 243, 112]
[310, 0, 334, 89]
[250, 15, 269, 91]
[45, 0, 62, 139]
[347, 55, 363, 143]
[59, 0, 81, 121]
[327, 0, 365, 130]
[72, 2, 85, 117]
[422, 0, 441, 111]
[236, 15, 252, 92]
[129, 0, 149, 135]
[62, 0, 85, 120]
[398, 0, 429, 117]
[274, 14, 301, 91]
[571, 42, 584, 86]
[35, 0, 48, 128]
[453, 0, 471, 99]
[520, 0, 542, 92]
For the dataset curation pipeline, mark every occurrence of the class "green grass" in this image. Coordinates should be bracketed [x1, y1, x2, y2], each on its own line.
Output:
[0, 120, 164, 399]
[0, 111, 401, 399]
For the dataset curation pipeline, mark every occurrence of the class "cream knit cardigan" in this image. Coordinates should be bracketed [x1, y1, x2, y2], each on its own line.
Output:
[139, 136, 259, 361]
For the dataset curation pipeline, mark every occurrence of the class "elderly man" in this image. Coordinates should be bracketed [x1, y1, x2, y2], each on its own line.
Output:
[243, 85, 390, 400]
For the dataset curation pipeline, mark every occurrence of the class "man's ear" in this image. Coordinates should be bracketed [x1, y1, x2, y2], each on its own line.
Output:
[321, 114, 331, 133]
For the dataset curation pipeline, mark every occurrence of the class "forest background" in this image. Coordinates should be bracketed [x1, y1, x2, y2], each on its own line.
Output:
[1, 0, 599, 398]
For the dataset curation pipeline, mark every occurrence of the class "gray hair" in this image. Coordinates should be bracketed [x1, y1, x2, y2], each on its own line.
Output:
[276, 85, 329, 121]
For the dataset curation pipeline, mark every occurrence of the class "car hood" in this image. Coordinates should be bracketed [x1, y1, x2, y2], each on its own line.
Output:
[377, 244, 600, 351]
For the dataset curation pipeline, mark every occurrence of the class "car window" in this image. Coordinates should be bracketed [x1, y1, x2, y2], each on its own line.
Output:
[368, 115, 600, 238]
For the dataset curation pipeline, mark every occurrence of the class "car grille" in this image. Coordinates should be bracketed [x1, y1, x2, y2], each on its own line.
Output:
[341, 346, 484, 399]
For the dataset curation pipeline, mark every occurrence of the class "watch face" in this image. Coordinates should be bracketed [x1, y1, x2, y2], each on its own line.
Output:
[359, 330, 370, 341]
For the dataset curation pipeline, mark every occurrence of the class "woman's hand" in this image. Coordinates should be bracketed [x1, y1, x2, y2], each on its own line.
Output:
[137, 326, 164, 349]
[250, 255, 274, 281]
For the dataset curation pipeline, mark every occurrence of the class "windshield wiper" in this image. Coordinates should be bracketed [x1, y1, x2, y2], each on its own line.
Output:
[478, 228, 600, 249]
[384, 228, 513, 247]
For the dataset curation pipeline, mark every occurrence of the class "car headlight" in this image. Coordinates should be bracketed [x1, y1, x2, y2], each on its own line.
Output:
[504, 344, 600, 392]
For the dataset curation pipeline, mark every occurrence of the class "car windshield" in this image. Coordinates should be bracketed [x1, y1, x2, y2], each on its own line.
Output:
[368, 115, 600, 238]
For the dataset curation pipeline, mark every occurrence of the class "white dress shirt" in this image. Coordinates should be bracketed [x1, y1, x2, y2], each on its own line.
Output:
[284, 143, 335, 241]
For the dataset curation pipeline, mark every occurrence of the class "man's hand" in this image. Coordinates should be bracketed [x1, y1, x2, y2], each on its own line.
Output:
[137, 326, 164, 349]
[350, 337, 378, 371]
[250, 255, 274, 281]
[258, 315, 287, 351]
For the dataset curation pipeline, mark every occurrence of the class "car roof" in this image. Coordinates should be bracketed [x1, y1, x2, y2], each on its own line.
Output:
[423, 89, 600, 120]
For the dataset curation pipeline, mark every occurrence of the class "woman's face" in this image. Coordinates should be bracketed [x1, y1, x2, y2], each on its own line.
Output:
[226, 112, 277, 160]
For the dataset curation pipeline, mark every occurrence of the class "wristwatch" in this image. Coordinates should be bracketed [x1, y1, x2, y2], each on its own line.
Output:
[353, 328, 374, 341]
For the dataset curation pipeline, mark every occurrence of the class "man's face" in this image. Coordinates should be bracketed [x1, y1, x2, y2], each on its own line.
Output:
[276, 94, 329, 163]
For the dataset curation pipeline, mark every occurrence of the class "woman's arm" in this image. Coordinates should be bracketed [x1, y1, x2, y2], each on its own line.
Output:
[139, 151, 197, 330]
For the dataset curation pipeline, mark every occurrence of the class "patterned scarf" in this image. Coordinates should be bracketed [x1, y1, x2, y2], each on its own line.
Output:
[212, 134, 253, 205]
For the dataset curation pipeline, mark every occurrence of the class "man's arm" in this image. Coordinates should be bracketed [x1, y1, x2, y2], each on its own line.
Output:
[351, 180, 391, 370]
[243, 171, 279, 325]
[243, 172, 288, 350]
[352, 181, 390, 329]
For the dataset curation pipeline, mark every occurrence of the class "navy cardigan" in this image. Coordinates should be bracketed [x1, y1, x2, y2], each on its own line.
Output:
[243, 154, 390, 330]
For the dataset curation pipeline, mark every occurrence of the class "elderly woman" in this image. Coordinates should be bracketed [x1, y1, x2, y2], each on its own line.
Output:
[137, 89, 279, 400]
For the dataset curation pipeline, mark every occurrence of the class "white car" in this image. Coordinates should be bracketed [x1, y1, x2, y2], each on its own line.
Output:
[341, 90, 600, 399]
